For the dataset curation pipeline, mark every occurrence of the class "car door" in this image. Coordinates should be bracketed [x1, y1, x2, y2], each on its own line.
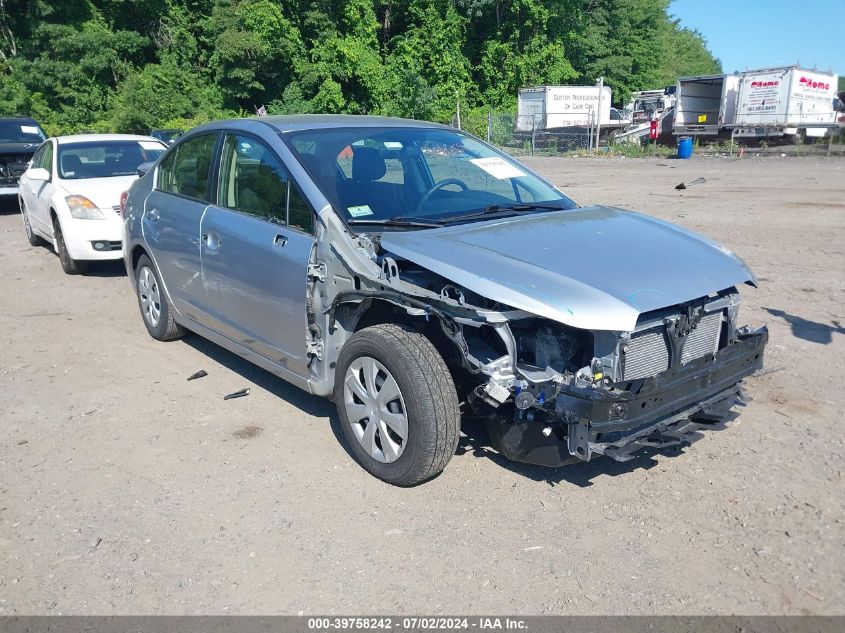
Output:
[142, 132, 219, 323]
[18, 143, 44, 215]
[24, 141, 55, 235]
[200, 131, 315, 376]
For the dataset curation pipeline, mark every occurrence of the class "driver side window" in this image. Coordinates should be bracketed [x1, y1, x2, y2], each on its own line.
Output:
[39, 142, 53, 172]
[217, 133, 314, 234]
[29, 146, 45, 169]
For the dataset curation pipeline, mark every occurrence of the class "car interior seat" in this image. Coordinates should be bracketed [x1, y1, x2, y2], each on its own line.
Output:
[346, 146, 404, 217]
[61, 154, 83, 178]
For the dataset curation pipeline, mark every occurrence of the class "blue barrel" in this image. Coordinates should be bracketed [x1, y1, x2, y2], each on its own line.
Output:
[678, 136, 694, 159]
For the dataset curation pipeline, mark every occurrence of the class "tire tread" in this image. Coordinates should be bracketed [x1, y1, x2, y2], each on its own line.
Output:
[336, 323, 460, 486]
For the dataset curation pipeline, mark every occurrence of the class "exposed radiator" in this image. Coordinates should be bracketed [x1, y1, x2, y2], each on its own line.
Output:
[623, 327, 670, 380]
[681, 312, 723, 364]
[623, 312, 723, 380]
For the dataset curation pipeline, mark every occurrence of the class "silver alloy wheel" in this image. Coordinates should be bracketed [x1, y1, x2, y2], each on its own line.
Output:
[137, 265, 162, 328]
[343, 356, 409, 463]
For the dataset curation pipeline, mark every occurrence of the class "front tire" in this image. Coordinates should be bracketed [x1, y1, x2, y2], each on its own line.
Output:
[53, 217, 88, 275]
[134, 254, 184, 341]
[21, 202, 44, 247]
[334, 324, 460, 486]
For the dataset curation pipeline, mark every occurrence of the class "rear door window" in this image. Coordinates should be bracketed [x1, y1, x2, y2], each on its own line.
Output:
[158, 133, 217, 201]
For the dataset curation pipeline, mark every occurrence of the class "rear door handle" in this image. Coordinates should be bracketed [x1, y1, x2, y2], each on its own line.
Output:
[147, 208, 160, 222]
[273, 234, 288, 247]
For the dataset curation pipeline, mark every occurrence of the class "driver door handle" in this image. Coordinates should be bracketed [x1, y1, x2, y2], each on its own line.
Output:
[203, 231, 222, 249]
[273, 234, 288, 247]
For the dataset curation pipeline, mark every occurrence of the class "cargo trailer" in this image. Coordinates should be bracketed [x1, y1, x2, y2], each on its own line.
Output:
[517, 86, 613, 132]
[731, 67, 838, 142]
[673, 74, 740, 136]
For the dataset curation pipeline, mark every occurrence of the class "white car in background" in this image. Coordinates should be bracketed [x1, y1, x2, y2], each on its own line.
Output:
[18, 134, 167, 274]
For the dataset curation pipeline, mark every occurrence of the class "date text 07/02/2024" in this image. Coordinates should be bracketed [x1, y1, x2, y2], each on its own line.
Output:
[306, 617, 528, 631]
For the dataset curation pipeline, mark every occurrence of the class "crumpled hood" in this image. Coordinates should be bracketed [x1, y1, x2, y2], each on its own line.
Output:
[380, 206, 756, 332]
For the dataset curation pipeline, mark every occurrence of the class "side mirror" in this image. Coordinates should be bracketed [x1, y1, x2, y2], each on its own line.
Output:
[137, 161, 155, 177]
[26, 167, 50, 182]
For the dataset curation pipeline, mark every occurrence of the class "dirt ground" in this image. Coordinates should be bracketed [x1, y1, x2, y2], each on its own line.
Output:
[1, 155, 843, 615]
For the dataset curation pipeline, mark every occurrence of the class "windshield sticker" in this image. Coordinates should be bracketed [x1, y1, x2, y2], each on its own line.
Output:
[470, 157, 526, 180]
[139, 141, 163, 150]
[384, 141, 403, 149]
[21, 125, 39, 134]
[348, 205, 374, 218]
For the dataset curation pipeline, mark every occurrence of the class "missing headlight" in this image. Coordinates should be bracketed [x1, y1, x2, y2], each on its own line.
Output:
[513, 320, 593, 374]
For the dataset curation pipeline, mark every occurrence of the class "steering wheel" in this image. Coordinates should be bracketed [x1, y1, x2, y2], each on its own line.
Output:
[415, 178, 469, 214]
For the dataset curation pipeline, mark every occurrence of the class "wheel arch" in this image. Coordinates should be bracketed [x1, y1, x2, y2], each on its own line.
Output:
[48, 206, 61, 242]
[130, 243, 150, 274]
[329, 294, 468, 394]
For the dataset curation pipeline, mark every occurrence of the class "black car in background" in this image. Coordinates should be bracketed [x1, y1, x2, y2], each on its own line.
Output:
[0, 117, 47, 202]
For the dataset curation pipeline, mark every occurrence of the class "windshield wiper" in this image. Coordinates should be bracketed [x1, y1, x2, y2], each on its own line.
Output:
[439, 202, 564, 224]
[347, 216, 444, 228]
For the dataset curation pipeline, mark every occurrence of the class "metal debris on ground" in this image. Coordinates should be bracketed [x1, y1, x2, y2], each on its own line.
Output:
[675, 177, 707, 190]
[223, 388, 250, 400]
[187, 370, 208, 381]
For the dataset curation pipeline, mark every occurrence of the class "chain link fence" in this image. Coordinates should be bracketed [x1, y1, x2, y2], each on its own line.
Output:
[481, 113, 617, 156]
[472, 111, 843, 157]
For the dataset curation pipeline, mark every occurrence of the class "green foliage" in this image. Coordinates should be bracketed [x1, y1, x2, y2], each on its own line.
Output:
[210, 0, 304, 107]
[658, 20, 722, 85]
[0, 0, 723, 133]
[109, 60, 232, 133]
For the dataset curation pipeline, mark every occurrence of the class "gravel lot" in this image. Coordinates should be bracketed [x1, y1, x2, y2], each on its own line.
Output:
[1, 155, 843, 615]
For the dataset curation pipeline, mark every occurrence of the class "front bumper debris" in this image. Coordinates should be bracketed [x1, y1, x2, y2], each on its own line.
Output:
[485, 326, 768, 467]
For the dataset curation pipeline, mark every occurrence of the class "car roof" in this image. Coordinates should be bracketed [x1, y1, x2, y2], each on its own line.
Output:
[54, 133, 166, 145]
[191, 114, 453, 135]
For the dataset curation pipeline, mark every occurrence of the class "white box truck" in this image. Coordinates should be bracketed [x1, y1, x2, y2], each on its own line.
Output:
[517, 86, 612, 131]
[732, 66, 838, 142]
[673, 73, 741, 136]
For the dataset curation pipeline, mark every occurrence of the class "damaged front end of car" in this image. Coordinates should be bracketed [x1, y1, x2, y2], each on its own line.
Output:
[315, 218, 767, 468]
[476, 292, 767, 467]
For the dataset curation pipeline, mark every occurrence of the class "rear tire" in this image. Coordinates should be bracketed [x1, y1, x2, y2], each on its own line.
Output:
[53, 217, 88, 275]
[334, 324, 460, 486]
[134, 254, 184, 341]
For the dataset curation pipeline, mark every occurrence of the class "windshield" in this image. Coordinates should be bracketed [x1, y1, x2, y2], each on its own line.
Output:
[284, 127, 575, 226]
[58, 140, 166, 180]
[150, 129, 183, 143]
[0, 120, 46, 144]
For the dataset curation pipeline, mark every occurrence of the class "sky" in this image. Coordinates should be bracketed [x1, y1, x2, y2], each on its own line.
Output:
[670, 0, 844, 76]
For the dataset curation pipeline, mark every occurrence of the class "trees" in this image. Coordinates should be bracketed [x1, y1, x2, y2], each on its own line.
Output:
[0, 0, 724, 133]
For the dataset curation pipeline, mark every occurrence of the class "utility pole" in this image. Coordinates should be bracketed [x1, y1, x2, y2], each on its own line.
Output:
[595, 76, 604, 152]
[455, 90, 461, 130]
